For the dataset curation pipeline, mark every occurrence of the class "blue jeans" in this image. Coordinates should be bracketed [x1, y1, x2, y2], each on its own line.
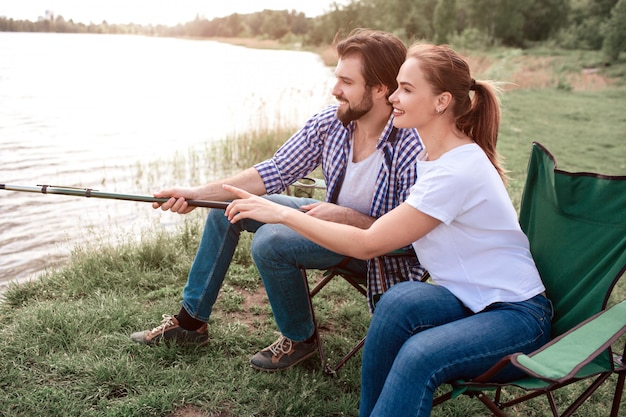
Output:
[181, 194, 367, 342]
[359, 281, 552, 417]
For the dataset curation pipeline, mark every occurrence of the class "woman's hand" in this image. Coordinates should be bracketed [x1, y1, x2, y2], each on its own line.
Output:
[223, 184, 288, 224]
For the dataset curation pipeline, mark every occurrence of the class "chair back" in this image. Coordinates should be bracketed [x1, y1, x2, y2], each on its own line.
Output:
[519, 142, 626, 338]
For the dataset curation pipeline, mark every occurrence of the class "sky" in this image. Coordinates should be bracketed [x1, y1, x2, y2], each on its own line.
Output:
[0, 0, 348, 26]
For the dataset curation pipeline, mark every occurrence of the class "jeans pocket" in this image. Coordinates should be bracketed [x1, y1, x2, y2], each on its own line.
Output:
[485, 295, 552, 345]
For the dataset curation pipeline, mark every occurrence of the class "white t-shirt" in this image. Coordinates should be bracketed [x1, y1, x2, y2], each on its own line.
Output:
[336, 142, 385, 215]
[405, 143, 545, 312]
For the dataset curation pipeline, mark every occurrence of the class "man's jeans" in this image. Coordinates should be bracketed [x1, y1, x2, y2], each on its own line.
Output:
[181, 194, 367, 342]
[359, 281, 552, 417]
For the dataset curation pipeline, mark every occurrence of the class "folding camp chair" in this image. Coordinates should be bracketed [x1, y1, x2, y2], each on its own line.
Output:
[302, 249, 420, 375]
[432, 142, 626, 416]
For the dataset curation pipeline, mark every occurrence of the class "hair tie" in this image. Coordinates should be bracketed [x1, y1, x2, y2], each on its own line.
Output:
[469, 79, 477, 91]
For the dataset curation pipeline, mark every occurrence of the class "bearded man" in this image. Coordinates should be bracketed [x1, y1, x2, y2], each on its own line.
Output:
[130, 29, 425, 372]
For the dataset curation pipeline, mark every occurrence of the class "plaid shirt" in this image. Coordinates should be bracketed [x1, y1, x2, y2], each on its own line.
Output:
[254, 105, 426, 311]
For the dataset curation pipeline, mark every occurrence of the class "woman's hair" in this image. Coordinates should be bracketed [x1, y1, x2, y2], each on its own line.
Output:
[335, 29, 407, 100]
[407, 43, 507, 182]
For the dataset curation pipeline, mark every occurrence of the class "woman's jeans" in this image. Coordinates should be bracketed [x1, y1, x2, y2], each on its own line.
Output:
[181, 194, 367, 342]
[359, 281, 552, 417]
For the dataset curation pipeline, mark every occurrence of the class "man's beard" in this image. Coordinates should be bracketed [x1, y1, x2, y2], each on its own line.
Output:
[336, 87, 374, 126]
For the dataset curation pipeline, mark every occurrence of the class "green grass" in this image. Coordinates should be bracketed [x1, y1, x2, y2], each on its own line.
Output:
[1, 49, 625, 417]
[498, 88, 626, 211]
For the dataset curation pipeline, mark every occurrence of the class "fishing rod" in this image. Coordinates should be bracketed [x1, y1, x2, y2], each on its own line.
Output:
[0, 183, 229, 209]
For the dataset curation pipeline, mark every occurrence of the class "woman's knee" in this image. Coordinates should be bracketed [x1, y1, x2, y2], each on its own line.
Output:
[371, 281, 467, 339]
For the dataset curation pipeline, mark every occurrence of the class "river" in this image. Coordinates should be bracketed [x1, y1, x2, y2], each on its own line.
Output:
[0, 32, 335, 292]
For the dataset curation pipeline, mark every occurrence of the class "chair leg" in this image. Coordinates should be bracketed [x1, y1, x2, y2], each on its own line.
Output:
[325, 336, 366, 375]
[546, 392, 560, 417]
[610, 370, 625, 417]
[473, 392, 508, 417]
[432, 390, 453, 407]
[560, 373, 612, 417]
[302, 266, 368, 375]
[302, 268, 327, 371]
[310, 270, 339, 297]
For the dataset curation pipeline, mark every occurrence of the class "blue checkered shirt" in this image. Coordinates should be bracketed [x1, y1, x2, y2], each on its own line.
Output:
[254, 105, 426, 311]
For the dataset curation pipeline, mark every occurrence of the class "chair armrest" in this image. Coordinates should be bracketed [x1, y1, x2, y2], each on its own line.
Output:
[511, 299, 626, 382]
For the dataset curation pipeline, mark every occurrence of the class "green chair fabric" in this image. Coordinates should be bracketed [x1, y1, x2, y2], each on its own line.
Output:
[434, 142, 626, 417]
[513, 299, 626, 382]
[520, 142, 626, 338]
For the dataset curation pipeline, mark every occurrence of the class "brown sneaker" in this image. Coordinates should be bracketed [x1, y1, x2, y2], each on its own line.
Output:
[130, 314, 209, 346]
[250, 334, 317, 372]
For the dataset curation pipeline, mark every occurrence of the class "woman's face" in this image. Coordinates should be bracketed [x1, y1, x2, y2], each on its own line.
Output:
[389, 57, 439, 130]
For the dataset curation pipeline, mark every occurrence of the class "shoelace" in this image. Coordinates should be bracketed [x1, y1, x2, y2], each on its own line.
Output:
[150, 314, 176, 336]
[268, 335, 293, 357]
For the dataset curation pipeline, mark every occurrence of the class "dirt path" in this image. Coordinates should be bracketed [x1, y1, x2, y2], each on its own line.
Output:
[467, 54, 613, 91]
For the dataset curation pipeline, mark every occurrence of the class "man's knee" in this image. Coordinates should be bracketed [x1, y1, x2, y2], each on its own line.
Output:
[251, 224, 292, 261]
[206, 205, 231, 228]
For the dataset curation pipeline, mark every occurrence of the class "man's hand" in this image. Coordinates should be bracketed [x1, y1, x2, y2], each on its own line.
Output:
[301, 202, 375, 228]
[300, 202, 348, 222]
[152, 187, 198, 214]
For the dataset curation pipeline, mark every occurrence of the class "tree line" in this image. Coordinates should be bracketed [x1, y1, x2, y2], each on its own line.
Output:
[1, 0, 624, 62]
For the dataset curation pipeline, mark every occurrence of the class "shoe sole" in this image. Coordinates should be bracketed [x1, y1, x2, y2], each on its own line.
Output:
[130, 332, 210, 347]
[250, 349, 318, 372]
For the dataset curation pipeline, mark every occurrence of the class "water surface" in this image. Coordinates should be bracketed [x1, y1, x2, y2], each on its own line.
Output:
[0, 32, 334, 290]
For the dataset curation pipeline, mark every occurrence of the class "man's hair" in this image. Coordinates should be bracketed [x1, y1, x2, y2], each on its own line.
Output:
[335, 28, 407, 99]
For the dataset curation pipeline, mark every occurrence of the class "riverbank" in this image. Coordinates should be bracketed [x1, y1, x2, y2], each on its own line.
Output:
[208, 35, 624, 91]
[1, 38, 624, 415]
[200, 36, 339, 66]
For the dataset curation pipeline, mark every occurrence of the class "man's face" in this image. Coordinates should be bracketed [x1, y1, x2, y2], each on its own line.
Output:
[332, 55, 374, 125]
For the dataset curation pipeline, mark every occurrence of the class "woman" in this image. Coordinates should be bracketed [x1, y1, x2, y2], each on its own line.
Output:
[223, 43, 552, 417]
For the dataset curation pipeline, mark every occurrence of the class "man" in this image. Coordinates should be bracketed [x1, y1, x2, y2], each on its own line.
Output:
[130, 29, 425, 372]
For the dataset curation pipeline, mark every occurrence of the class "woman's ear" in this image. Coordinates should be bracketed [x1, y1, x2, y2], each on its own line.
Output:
[436, 92, 452, 112]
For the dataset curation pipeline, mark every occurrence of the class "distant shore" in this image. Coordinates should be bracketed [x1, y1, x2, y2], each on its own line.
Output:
[191, 36, 338, 66]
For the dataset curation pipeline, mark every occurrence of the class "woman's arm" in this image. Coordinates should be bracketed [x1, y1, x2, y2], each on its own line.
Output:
[224, 184, 440, 260]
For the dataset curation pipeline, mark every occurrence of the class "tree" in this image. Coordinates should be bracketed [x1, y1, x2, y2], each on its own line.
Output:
[260, 11, 289, 39]
[602, 0, 626, 61]
[225, 13, 244, 37]
[247, 12, 265, 37]
[459, 0, 528, 46]
[522, 0, 569, 41]
[289, 11, 309, 35]
[561, 0, 618, 49]
[434, 0, 457, 44]
[493, 0, 529, 46]
[365, 0, 438, 39]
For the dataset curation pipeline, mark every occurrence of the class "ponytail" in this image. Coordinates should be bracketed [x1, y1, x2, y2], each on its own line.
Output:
[458, 80, 507, 183]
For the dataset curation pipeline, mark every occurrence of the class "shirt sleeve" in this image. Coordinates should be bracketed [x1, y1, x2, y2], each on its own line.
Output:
[253, 107, 335, 195]
[406, 162, 469, 225]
